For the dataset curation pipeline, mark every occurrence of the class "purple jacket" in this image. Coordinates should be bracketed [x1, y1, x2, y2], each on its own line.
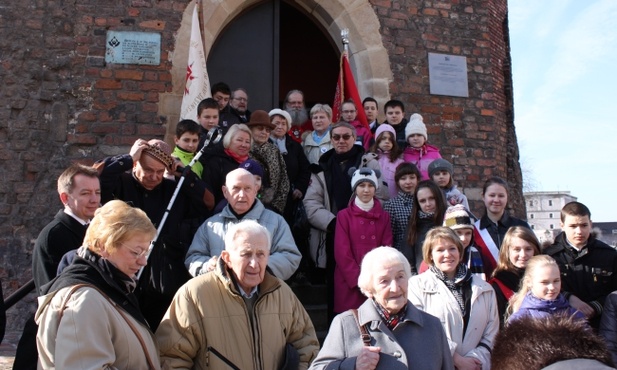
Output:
[509, 292, 585, 323]
[333, 199, 393, 313]
[402, 144, 441, 180]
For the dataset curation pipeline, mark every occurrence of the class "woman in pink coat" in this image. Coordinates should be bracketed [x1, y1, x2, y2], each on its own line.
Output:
[333, 168, 393, 314]
[402, 113, 442, 180]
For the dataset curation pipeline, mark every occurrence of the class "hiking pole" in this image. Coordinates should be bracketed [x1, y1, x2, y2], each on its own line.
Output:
[137, 127, 222, 279]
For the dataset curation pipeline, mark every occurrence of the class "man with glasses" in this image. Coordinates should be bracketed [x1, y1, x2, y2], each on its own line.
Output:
[219, 88, 252, 134]
[303, 122, 387, 321]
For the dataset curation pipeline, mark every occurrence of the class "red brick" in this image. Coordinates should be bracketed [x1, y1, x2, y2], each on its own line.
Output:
[128, 8, 140, 16]
[423, 8, 439, 16]
[117, 91, 144, 101]
[139, 20, 165, 30]
[95, 79, 122, 90]
[137, 125, 166, 136]
[480, 109, 494, 116]
[67, 134, 97, 145]
[100, 69, 113, 78]
[115, 69, 144, 80]
[139, 81, 167, 92]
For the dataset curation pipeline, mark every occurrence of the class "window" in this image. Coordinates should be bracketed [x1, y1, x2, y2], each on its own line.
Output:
[549, 213, 553, 218]
[531, 225, 535, 230]
[529, 200, 533, 207]
[530, 214, 534, 219]
[548, 200, 553, 206]
[550, 224, 554, 229]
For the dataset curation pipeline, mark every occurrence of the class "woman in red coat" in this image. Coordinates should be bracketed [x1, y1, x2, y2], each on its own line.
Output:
[333, 168, 393, 314]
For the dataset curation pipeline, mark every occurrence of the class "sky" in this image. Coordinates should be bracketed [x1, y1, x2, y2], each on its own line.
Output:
[508, 0, 617, 222]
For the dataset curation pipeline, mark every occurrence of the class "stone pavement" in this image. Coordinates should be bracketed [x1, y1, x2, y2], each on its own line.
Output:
[0, 330, 19, 369]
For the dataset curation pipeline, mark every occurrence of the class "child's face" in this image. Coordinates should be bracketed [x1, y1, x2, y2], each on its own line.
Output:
[397, 174, 418, 194]
[198, 108, 219, 131]
[377, 133, 394, 152]
[432, 170, 451, 188]
[385, 107, 404, 125]
[175, 132, 200, 154]
[407, 133, 426, 148]
[355, 181, 376, 203]
[454, 229, 473, 249]
[560, 214, 592, 248]
[254, 175, 262, 191]
[530, 264, 561, 301]
[508, 237, 536, 269]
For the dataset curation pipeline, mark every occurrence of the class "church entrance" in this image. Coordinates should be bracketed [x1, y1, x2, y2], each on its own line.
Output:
[206, 0, 340, 111]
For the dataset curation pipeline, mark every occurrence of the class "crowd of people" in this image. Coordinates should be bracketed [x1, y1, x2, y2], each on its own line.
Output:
[8, 83, 617, 369]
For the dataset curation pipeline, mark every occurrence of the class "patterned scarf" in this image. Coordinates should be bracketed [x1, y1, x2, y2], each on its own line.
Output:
[79, 247, 137, 293]
[430, 263, 472, 316]
[371, 298, 408, 331]
[418, 210, 435, 219]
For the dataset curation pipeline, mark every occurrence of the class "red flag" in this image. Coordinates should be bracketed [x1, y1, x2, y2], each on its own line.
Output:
[332, 52, 369, 129]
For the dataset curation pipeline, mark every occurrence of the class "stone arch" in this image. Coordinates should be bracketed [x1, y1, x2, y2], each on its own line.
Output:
[162, 0, 392, 139]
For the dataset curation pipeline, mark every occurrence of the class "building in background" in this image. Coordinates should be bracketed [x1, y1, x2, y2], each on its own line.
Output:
[524, 191, 577, 243]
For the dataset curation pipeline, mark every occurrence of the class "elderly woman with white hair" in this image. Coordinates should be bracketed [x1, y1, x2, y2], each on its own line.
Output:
[309, 246, 453, 370]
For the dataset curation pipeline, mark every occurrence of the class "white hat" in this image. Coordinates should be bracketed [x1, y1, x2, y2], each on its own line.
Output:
[405, 113, 427, 140]
[350, 167, 379, 191]
[268, 109, 292, 130]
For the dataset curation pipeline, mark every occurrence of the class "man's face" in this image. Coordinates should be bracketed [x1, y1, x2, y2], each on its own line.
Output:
[561, 214, 592, 248]
[341, 102, 357, 123]
[174, 132, 199, 154]
[286, 92, 304, 111]
[331, 126, 355, 154]
[61, 174, 101, 220]
[198, 108, 219, 130]
[230, 90, 248, 113]
[221, 231, 269, 293]
[223, 172, 257, 214]
[134, 154, 167, 190]
[385, 106, 404, 126]
[212, 92, 230, 110]
[363, 101, 378, 122]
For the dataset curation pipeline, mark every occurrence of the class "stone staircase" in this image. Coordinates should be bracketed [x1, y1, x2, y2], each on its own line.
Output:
[291, 283, 328, 343]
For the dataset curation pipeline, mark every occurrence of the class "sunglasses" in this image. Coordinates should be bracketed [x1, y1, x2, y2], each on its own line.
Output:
[332, 133, 353, 141]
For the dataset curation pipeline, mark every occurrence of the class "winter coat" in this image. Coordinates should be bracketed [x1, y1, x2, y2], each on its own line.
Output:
[544, 232, 617, 328]
[302, 131, 332, 164]
[273, 135, 311, 223]
[402, 144, 442, 180]
[409, 270, 499, 369]
[383, 191, 414, 252]
[309, 299, 454, 370]
[250, 141, 290, 214]
[303, 149, 387, 268]
[404, 216, 439, 274]
[199, 142, 244, 205]
[156, 258, 319, 370]
[508, 292, 583, 323]
[489, 268, 523, 327]
[333, 199, 393, 313]
[388, 118, 408, 149]
[600, 291, 617, 365]
[36, 256, 160, 370]
[185, 199, 301, 280]
[376, 152, 405, 199]
[32, 210, 88, 295]
[172, 145, 203, 178]
[348, 119, 373, 151]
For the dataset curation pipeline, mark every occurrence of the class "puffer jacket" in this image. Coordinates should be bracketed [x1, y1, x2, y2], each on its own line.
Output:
[409, 271, 499, 369]
[156, 259, 320, 370]
[402, 144, 442, 180]
[509, 292, 584, 323]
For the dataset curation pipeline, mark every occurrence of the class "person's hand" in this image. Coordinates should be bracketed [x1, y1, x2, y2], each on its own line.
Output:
[171, 158, 183, 175]
[292, 189, 303, 200]
[454, 353, 482, 370]
[206, 256, 218, 272]
[130, 139, 149, 163]
[355, 346, 381, 370]
[569, 295, 595, 318]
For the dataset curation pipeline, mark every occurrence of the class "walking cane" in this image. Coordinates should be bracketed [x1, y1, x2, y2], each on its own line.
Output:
[137, 127, 222, 279]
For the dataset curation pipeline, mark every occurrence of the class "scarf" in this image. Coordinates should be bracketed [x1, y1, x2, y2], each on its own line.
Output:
[430, 264, 472, 316]
[330, 146, 362, 212]
[272, 136, 287, 155]
[224, 148, 249, 163]
[78, 247, 137, 293]
[311, 128, 330, 145]
[418, 210, 435, 219]
[354, 196, 374, 212]
[372, 298, 408, 331]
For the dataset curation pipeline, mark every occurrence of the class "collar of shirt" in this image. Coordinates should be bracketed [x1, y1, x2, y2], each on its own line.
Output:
[236, 282, 259, 299]
[64, 207, 89, 225]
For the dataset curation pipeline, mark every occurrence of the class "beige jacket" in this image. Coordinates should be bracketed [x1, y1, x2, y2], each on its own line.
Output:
[35, 285, 160, 370]
[156, 259, 320, 370]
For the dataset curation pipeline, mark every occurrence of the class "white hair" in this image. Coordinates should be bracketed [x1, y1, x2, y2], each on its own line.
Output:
[357, 246, 411, 297]
[224, 219, 272, 252]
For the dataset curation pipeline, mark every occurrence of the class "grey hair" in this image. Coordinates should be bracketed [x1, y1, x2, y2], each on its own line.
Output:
[223, 123, 252, 149]
[224, 219, 272, 252]
[330, 121, 357, 138]
[310, 104, 333, 120]
[358, 246, 411, 297]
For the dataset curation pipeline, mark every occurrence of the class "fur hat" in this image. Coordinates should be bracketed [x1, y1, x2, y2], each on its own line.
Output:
[349, 167, 380, 191]
[239, 159, 264, 178]
[374, 124, 396, 140]
[405, 113, 427, 140]
[443, 204, 473, 230]
[247, 110, 276, 129]
[428, 158, 454, 178]
[143, 139, 174, 169]
[268, 109, 292, 130]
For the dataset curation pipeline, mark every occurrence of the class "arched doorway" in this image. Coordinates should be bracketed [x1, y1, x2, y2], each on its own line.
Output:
[206, 0, 340, 110]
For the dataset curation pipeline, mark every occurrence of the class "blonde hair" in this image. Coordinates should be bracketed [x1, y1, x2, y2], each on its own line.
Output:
[223, 124, 252, 149]
[358, 247, 411, 297]
[492, 226, 541, 277]
[422, 227, 464, 267]
[506, 255, 559, 317]
[83, 200, 156, 255]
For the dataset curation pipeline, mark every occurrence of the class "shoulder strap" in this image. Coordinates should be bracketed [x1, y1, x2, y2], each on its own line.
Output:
[350, 309, 372, 346]
[58, 283, 157, 370]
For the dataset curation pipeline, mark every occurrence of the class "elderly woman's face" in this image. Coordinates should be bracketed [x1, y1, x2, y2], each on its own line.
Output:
[369, 262, 408, 314]
[311, 111, 330, 134]
[228, 131, 251, 157]
[103, 233, 150, 278]
[271, 115, 288, 139]
[250, 125, 271, 146]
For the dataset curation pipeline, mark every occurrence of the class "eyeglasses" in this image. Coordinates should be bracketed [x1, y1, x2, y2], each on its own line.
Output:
[342, 110, 356, 114]
[332, 133, 353, 141]
[233, 97, 248, 102]
[122, 243, 149, 259]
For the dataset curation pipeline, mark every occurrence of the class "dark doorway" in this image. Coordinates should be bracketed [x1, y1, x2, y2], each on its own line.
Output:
[206, 1, 340, 111]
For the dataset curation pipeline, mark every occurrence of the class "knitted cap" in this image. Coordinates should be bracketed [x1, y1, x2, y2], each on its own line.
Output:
[374, 123, 396, 140]
[239, 159, 264, 178]
[443, 204, 474, 230]
[350, 167, 379, 191]
[428, 158, 454, 178]
[143, 139, 174, 169]
[405, 113, 427, 140]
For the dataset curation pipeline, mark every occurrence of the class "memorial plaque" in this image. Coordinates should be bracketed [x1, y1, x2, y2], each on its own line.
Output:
[105, 31, 161, 65]
[428, 53, 469, 97]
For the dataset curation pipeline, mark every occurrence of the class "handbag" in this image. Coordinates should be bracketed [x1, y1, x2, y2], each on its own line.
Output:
[351, 309, 372, 346]
[292, 199, 310, 235]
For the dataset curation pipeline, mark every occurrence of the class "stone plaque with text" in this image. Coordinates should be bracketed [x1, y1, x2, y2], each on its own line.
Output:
[105, 31, 161, 65]
[428, 52, 469, 97]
